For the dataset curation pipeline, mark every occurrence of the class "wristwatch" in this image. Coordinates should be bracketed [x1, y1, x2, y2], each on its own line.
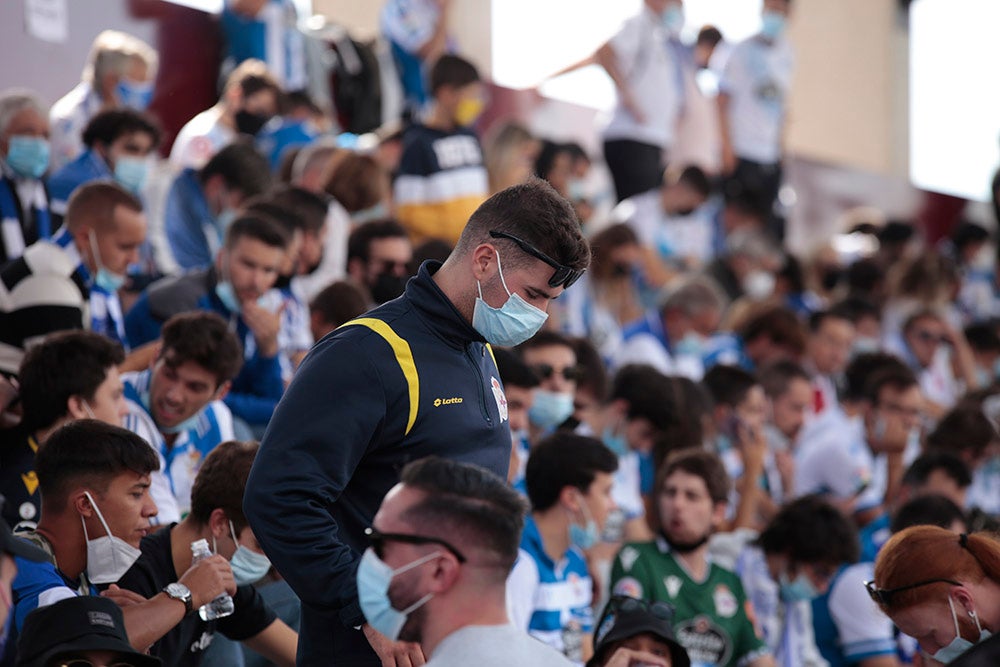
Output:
[162, 582, 193, 615]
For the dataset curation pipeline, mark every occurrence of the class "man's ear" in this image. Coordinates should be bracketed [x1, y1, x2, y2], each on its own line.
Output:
[73, 489, 95, 518]
[208, 508, 229, 540]
[471, 243, 497, 282]
[213, 380, 232, 402]
[558, 485, 581, 513]
[710, 501, 727, 529]
[66, 395, 90, 421]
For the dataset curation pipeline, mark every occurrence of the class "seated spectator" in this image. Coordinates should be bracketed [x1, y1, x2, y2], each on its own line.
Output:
[49, 30, 157, 171]
[758, 360, 812, 504]
[492, 347, 538, 488]
[394, 55, 488, 245]
[803, 306, 856, 417]
[507, 433, 618, 665]
[568, 337, 610, 436]
[16, 596, 161, 667]
[256, 91, 327, 172]
[517, 332, 580, 437]
[126, 216, 290, 432]
[346, 219, 414, 306]
[615, 275, 727, 379]
[587, 596, 691, 667]
[122, 312, 243, 521]
[48, 109, 161, 221]
[170, 60, 281, 171]
[0, 90, 52, 264]
[0, 331, 127, 530]
[701, 303, 806, 373]
[483, 121, 538, 195]
[0, 181, 145, 373]
[164, 141, 272, 270]
[892, 309, 977, 415]
[651, 376, 714, 470]
[116, 440, 297, 666]
[964, 323, 1000, 388]
[533, 141, 575, 199]
[8, 420, 230, 655]
[736, 496, 869, 667]
[324, 152, 390, 225]
[924, 403, 1000, 516]
[307, 280, 368, 341]
[704, 230, 782, 303]
[837, 295, 883, 356]
[611, 450, 771, 667]
[0, 520, 48, 657]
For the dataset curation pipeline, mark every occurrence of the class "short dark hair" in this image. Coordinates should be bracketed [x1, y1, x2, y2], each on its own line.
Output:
[758, 495, 859, 565]
[702, 364, 759, 409]
[697, 25, 723, 47]
[836, 295, 881, 324]
[676, 165, 712, 198]
[81, 108, 161, 150]
[808, 304, 855, 333]
[964, 323, 1000, 353]
[533, 140, 573, 182]
[430, 54, 480, 94]
[224, 214, 291, 250]
[843, 352, 909, 403]
[570, 336, 608, 403]
[35, 420, 159, 510]
[863, 366, 918, 406]
[517, 330, 576, 357]
[160, 312, 243, 388]
[188, 440, 258, 533]
[525, 433, 618, 512]
[309, 280, 368, 330]
[347, 219, 408, 264]
[200, 140, 272, 198]
[400, 456, 527, 576]
[455, 178, 590, 276]
[902, 450, 972, 490]
[18, 332, 125, 432]
[758, 360, 811, 400]
[737, 305, 806, 356]
[652, 377, 714, 470]
[891, 495, 967, 535]
[269, 186, 328, 235]
[323, 153, 385, 213]
[656, 449, 730, 507]
[493, 348, 539, 390]
[609, 365, 676, 432]
[846, 259, 884, 296]
[925, 405, 997, 458]
[66, 181, 143, 234]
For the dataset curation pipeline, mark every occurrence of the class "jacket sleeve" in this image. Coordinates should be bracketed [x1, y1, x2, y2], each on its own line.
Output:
[243, 335, 386, 629]
[164, 179, 212, 270]
[123, 295, 162, 348]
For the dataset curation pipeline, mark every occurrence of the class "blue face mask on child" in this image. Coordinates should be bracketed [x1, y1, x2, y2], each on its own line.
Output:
[779, 571, 820, 602]
[568, 494, 600, 550]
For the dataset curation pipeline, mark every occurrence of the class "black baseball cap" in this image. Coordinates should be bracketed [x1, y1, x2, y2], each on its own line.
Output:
[0, 520, 47, 563]
[589, 596, 690, 667]
[16, 596, 162, 667]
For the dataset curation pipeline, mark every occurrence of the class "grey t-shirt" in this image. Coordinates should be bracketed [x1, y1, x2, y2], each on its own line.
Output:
[426, 624, 573, 667]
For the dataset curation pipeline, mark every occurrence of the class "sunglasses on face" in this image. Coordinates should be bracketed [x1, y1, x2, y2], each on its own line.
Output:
[364, 527, 467, 563]
[863, 578, 961, 605]
[488, 230, 584, 290]
[532, 363, 583, 382]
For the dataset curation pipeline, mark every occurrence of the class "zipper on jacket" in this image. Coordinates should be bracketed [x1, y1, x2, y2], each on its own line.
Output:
[467, 342, 492, 425]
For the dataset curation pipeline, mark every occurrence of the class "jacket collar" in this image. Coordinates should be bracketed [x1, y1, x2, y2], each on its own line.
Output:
[404, 261, 485, 348]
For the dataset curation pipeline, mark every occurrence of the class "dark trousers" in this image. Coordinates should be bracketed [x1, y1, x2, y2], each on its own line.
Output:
[726, 157, 784, 240]
[603, 138, 665, 202]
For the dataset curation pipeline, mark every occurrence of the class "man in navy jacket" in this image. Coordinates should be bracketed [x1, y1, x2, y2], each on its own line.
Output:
[244, 179, 590, 666]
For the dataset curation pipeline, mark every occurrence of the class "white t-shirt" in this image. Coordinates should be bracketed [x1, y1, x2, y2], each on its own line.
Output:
[49, 82, 103, 171]
[822, 562, 897, 664]
[602, 8, 684, 149]
[794, 406, 881, 508]
[719, 35, 794, 164]
[425, 624, 573, 667]
[169, 107, 236, 170]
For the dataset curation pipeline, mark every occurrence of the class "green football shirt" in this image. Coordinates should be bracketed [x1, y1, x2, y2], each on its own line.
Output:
[611, 537, 769, 667]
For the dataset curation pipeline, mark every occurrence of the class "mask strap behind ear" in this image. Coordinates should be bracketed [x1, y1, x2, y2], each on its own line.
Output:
[494, 249, 513, 296]
[81, 400, 97, 420]
[229, 520, 240, 547]
[83, 491, 114, 539]
[948, 595, 961, 637]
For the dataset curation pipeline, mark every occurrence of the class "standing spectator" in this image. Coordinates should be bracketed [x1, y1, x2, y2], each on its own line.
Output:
[1, 523, 49, 658]
[597, 0, 686, 202]
[360, 456, 572, 666]
[244, 180, 589, 666]
[507, 433, 618, 665]
[718, 0, 794, 227]
[346, 219, 414, 306]
[380, 0, 454, 113]
[0, 90, 52, 264]
[0, 332, 127, 530]
[394, 55, 489, 245]
[164, 141, 272, 270]
[169, 60, 281, 171]
[220, 0, 307, 91]
[49, 31, 158, 171]
[0, 181, 145, 373]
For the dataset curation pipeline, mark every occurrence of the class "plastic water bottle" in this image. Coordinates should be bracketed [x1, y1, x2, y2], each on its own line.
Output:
[191, 538, 234, 620]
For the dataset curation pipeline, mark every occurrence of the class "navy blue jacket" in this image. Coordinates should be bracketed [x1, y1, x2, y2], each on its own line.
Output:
[244, 261, 511, 666]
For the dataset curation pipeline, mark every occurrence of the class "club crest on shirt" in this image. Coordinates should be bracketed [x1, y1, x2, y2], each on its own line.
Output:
[713, 584, 738, 618]
[491, 376, 508, 422]
[664, 574, 683, 599]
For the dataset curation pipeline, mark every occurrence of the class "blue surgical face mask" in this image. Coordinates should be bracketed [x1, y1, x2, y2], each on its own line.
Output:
[351, 202, 388, 225]
[217, 208, 238, 233]
[931, 596, 992, 663]
[356, 548, 438, 641]
[228, 520, 271, 586]
[6, 135, 50, 179]
[114, 156, 149, 193]
[116, 78, 154, 111]
[88, 231, 127, 292]
[779, 571, 820, 602]
[568, 178, 587, 202]
[568, 493, 599, 550]
[761, 10, 787, 40]
[602, 425, 629, 457]
[528, 389, 575, 429]
[662, 4, 684, 35]
[138, 387, 200, 434]
[472, 249, 549, 347]
[215, 280, 242, 313]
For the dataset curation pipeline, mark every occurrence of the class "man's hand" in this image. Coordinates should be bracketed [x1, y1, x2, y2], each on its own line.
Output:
[178, 554, 237, 608]
[242, 300, 285, 358]
[101, 584, 147, 607]
[602, 647, 670, 667]
[362, 623, 425, 667]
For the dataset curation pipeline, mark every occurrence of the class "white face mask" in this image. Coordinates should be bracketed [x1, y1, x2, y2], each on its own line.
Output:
[81, 491, 143, 584]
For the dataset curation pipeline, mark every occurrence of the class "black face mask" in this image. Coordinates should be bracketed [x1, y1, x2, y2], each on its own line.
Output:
[820, 267, 842, 292]
[274, 274, 292, 290]
[235, 110, 270, 136]
[611, 262, 633, 278]
[673, 207, 697, 217]
[370, 272, 409, 304]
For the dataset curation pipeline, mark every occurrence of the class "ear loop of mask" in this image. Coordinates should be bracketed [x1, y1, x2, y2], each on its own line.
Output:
[476, 249, 513, 301]
[948, 595, 984, 640]
[391, 551, 442, 615]
[81, 400, 97, 419]
[81, 490, 114, 541]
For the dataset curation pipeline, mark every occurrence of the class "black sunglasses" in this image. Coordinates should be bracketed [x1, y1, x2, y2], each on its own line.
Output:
[489, 230, 584, 289]
[600, 595, 676, 625]
[365, 527, 467, 563]
[864, 578, 961, 606]
[532, 363, 584, 382]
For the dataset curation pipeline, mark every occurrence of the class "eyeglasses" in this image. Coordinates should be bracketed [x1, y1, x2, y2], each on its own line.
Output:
[864, 578, 961, 605]
[364, 527, 467, 563]
[489, 230, 584, 289]
[532, 363, 584, 382]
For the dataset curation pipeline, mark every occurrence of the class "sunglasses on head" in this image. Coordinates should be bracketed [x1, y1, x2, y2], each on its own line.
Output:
[364, 527, 467, 563]
[863, 578, 961, 606]
[599, 595, 676, 626]
[489, 230, 584, 289]
[532, 363, 583, 382]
